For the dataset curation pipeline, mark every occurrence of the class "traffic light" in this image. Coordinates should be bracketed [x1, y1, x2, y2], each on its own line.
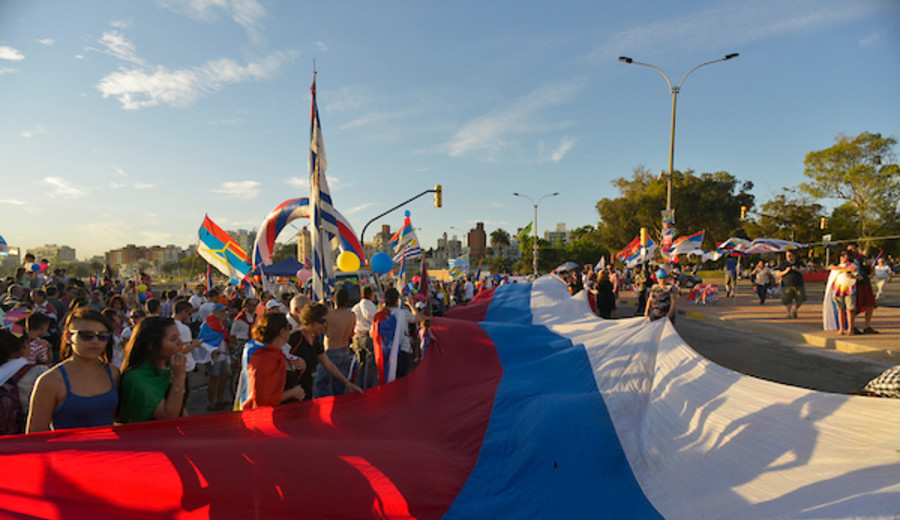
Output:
[820, 217, 828, 229]
[434, 185, 442, 208]
[740, 206, 747, 220]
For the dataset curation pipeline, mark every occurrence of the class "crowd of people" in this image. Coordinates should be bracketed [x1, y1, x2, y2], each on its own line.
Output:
[2, 244, 896, 435]
[0, 251, 525, 436]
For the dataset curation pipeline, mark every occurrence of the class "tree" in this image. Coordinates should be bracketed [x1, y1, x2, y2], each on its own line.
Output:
[742, 189, 824, 244]
[490, 229, 511, 258]
[596, 166, 754, 253]
[800, 131, 900, 238]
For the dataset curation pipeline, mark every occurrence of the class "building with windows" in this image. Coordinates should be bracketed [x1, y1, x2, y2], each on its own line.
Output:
[544, 223, 569, 245]
[468, 222, 487, 262]
[106, 244, 186, 270]
[429, 232, 466, 270]
[26, 244, 76, 263]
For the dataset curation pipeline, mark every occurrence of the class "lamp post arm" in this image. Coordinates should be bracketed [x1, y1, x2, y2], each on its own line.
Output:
[628, 61, 674, 92]
[359, 188, 437, 247]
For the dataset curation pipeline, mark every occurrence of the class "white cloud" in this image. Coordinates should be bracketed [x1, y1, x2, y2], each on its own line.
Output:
[858, 32, 880, 47]
[21, 125, 48, 139]
[113, 167, 127, 177]
[0, 67, 17, 75]
[134, 182, 155, 189]
[206, 117, 245, 126]
[42, 177, 88, 199]
[0, 46, 25, 61]
[324, 86, 366, 112]
[0, 198, 25, 205]
[75, 55, 85, 60]
[212, 180, 260, 199]
[550, 137, 576, 162]
[96, 51, 297, 109]
[443, 82, 583, 159]
[97, 30, 145, 65]
[110, 20, 132, 29]
[346, 202, 377, 215]
[490, 201, 505, 208]
[316, 41, 328, 52]
[589, 0, 877, 62]
[37, 38, 56, 46]
[158, 0, 267, 42]
[285, 177, 308, 189]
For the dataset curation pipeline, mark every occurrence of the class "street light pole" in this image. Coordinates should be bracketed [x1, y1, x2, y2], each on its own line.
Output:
[619, 54, 739, 217]
[513, 191, 559, 277]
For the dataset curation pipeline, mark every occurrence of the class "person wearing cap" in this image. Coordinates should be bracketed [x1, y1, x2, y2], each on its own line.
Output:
[196, 303, 233, 410]
[645, 268, 677, 322]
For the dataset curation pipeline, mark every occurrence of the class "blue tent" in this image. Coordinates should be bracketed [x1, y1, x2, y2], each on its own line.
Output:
[255, 257, 304, 277]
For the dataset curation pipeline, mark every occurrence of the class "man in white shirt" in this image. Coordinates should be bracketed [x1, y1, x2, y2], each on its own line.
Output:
[351, 286, 378, 389]
[197, 288, 220, 324]
[463, 277, 475, 303]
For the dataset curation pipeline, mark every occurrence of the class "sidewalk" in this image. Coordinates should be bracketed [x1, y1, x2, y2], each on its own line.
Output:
[619, 279, 900, 364]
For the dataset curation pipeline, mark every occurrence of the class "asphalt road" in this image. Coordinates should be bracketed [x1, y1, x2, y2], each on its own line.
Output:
[674, 316, 892, 394]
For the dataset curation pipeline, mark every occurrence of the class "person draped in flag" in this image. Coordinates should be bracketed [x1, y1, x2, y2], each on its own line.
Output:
[370, 288, 424, 384]
[235, 311, 306, 410]
[196, 304, 233, 411]
[308, 73, 339, 302]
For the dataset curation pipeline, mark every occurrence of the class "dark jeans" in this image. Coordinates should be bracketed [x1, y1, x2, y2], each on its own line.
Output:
[314, 347, 352, 397]
[755, 284, 768, 304]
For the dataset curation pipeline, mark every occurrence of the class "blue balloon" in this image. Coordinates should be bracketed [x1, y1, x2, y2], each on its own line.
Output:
[370, 252, 393, 275]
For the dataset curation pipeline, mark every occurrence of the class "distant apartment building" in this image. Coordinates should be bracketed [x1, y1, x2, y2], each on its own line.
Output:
[106, 244, 186, 270]
[27, 244, 76, 263]
[468, 222, 487, 262]
[544, 223, 569, 245]
[429, 232, 465, 270]
[362, 225, 394, 260]
[227, 229, 257, 257]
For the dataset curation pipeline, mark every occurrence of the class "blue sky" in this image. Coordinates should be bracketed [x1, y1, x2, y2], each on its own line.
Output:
[1, 0, 898, 260]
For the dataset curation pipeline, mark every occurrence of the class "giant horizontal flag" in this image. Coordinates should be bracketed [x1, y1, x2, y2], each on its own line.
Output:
[0, 277, 898, 518]
[197, 215, 251, 283]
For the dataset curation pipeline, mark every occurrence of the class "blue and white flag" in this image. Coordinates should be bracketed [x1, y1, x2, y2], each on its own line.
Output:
[309, 74, 336, 302]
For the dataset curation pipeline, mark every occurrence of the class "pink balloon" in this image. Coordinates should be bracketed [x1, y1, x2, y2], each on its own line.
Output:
[296, 268, 312, 283]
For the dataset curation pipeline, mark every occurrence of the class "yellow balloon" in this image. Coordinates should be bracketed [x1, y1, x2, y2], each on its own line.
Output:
[337, 251, 361, 272]
[137, 284, 148, 293]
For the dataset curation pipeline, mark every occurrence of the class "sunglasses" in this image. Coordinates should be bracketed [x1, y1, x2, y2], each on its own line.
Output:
[72, 330, 113, 342]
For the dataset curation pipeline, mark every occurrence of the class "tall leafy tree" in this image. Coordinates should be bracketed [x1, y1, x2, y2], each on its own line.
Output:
[596, 166, 754, 252]
[742, 189, 824, 244]
[800, 131, 900, 237]
[489, 228, 511, 257]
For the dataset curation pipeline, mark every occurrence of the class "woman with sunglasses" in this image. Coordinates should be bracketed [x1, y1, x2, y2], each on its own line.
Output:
[118, 317, 188, 423]
[26, 307, 119, 433]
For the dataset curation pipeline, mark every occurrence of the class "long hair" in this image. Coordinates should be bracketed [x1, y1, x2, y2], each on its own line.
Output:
[120, 316, 176, 376]
[60, 307, 114, 362]
[252, 311, 288, 344]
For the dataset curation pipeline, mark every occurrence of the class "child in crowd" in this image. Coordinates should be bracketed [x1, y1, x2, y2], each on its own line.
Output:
[417, 318, 434, 361]
[24, 313, 52, 366]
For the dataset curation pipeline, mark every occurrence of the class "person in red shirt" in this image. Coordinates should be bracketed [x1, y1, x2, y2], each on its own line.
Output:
[238, 311, 305, 409]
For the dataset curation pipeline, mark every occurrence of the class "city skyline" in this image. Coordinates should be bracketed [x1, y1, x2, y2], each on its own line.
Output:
[1, 1, 898, 260]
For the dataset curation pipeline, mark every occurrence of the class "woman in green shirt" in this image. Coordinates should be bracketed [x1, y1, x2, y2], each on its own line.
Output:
[118, 317, 188, 423]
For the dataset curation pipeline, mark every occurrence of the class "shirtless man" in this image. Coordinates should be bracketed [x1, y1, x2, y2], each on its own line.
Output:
[314, 287, 356, 397]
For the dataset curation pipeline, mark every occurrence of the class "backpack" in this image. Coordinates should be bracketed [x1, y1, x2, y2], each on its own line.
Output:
[1, 364, 32, 435]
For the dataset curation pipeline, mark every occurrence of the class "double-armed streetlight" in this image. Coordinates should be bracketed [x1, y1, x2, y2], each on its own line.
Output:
[618, 53, 739, 223]
[513, 191, 559, 276]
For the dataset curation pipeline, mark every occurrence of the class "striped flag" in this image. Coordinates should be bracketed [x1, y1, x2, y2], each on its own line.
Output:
[309, 74, 337, 302]
[197, 215, 251, 283]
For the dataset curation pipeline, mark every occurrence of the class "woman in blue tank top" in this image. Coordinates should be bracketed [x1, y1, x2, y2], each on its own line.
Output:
[27, 307, 120, 433]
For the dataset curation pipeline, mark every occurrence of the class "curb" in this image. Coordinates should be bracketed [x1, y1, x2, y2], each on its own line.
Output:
[619, 300, 897, 363]
[675, 307, 898, 364]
